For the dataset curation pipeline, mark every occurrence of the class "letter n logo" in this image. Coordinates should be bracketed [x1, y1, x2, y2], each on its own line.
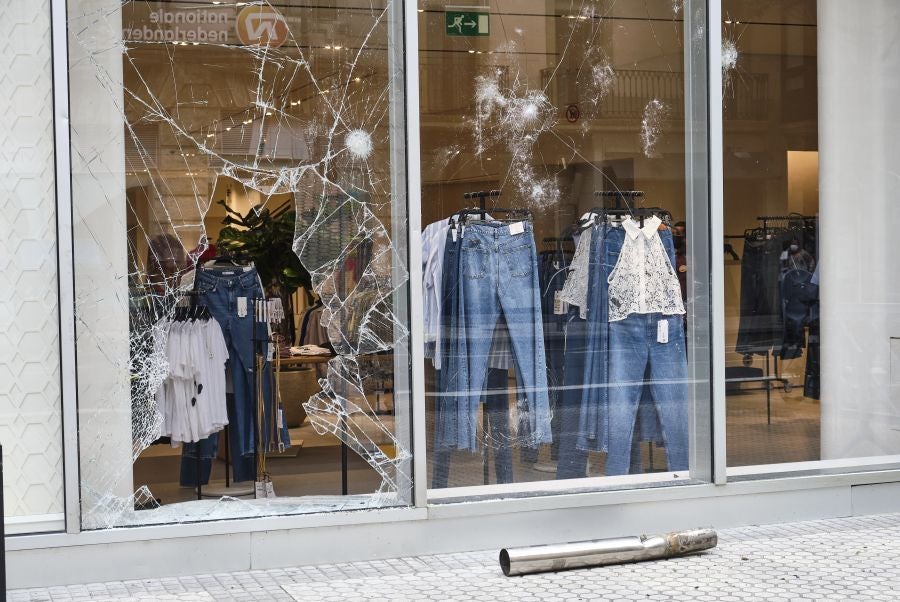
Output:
[236, 6, 289, 48]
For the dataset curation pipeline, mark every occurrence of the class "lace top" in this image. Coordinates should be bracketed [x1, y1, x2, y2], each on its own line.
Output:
[559, 226, 592, 310]
[607, 217, 685, 322]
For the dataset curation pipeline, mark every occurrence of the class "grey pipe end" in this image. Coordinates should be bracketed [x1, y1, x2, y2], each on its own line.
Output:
[499, 549, 512, 576]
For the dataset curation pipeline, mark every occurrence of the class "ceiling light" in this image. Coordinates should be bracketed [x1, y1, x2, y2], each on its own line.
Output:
[206, 133, 215, 138]
[243, 119, 252, 124]
[468, 49, 475, 54]
[266, 111, 273, 116]
[212, 1, 222, 4]
[225, 127, 231, 131]
[354, 77, 361, 82]
[333, 45, 342, 50]
[192, 42, 199, 46]
[324, 45, 332, 49]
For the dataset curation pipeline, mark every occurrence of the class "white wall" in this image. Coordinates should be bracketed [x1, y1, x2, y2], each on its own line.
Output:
[0, 0, 65, 532]
[818, 0, 900, 459]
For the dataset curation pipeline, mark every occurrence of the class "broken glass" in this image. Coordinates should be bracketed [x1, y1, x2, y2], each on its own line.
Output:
[68, 0, 412, 528]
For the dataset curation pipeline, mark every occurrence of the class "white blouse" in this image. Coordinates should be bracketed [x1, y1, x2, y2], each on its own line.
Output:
[607, 217, 685, 322]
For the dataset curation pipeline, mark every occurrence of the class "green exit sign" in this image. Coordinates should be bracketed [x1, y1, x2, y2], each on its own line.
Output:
[445, 10, 490, 36]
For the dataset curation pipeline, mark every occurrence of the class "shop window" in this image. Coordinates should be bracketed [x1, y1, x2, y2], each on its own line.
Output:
[67, 0, 412, 528]
[723, 0, 900, 475]
[419, 1, 713, 492]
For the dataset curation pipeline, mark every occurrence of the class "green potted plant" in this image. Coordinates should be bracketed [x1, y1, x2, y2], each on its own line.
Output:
[216, 198, 312, 345]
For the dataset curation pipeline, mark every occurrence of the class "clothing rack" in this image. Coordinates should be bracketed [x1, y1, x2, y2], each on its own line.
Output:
[463, 189, 501, 201]
[726, 216, 817, 423]
[183, 288, 206, 501]
[456, 189, 533, 226]
[594, 189, 644, 209]
[585, 191, 671, 229]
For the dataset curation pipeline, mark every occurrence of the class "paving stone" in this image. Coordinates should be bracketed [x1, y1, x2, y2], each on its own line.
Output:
[13, 514, 900, 600]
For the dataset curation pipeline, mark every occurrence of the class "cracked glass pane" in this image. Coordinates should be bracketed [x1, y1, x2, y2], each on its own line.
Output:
[420, 1, 708, 489]
[68, 0, 412, 528]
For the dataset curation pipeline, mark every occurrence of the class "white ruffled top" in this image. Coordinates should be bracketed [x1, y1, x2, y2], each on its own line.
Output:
[607, 216, 686, 322]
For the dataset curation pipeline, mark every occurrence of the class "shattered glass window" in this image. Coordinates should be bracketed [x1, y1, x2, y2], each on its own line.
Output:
[67, 0, 412, 528]
[420, 1, 710, 490]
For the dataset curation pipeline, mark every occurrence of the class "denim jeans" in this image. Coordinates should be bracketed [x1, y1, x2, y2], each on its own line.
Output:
[577, 224, 624, 451]
[606, 310, 689, 475]
[431, 367, 513, 487]
[459, 221, 551, 451]
[180, 266, 289, 485]
[605, 226, 687, 475]
[736, 236, 784, 355]
[434, 229, 465, 451]
[540, 248, 570, 461]
[555, 311, 589, 478]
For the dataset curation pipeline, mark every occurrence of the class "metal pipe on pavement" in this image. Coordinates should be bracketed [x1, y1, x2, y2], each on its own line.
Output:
[500, 527, 717, 576]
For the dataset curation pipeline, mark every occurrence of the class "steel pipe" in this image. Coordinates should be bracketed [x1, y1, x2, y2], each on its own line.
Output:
[499, 527, 717, 576]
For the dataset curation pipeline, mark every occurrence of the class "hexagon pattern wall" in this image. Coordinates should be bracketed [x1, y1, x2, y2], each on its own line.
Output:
[0, 0, 64, 523]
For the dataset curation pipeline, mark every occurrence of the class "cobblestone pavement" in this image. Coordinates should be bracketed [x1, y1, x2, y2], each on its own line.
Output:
[11, 513, 900, 601]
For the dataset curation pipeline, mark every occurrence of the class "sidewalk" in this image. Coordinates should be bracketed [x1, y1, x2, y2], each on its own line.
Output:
[11, 513, 900, 601]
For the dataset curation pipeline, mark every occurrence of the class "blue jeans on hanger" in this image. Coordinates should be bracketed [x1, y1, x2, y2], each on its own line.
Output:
[459, 221, 551, 452]
[577, 224, 624, 451]
[180, 266, 289, 485]
[604, 227, 687, 475]
[434, 230, 466, 452]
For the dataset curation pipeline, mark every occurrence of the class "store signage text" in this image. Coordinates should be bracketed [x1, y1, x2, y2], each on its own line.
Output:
[123, 6, 289, 47]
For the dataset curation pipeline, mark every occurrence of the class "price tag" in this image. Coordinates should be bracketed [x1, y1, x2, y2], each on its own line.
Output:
[237, 296, 248, 317]
[657, 319, 669, 344]
[508, 221, 525, 235]
[553, 290, 569, 315]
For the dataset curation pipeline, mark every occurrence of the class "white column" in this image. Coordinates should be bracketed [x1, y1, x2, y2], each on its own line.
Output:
[818, 0, 900, 459]
[67, 0, 133, 523]
[0, 0, 65, 532]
